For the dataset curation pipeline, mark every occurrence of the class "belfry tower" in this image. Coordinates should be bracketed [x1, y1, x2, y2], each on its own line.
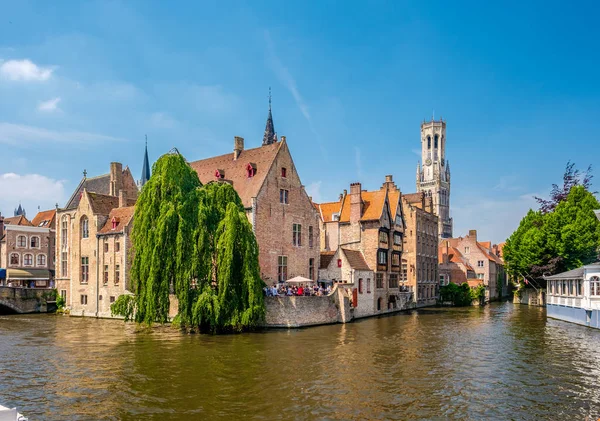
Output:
[416, 118, 452, 238]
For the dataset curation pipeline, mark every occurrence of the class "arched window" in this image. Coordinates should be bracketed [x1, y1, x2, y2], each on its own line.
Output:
[30, 236, 40, 248]
[24, 254, 33, 266]
[37, 254, 46, 266]
[17, 235, 26, 248]
[434, 134, 439, 148]
[81, 216, 89, 239]
[591, 276, 600, 296]
[10, 253, 19, 266]
[427, 136, 431, 150]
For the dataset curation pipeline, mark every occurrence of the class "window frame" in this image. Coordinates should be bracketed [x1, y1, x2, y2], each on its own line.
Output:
[279, 189, 289, 204]
[23, 254, 33, 266]
[30, 236, 40, 248]
[277, 255, 288, 283]
[376, 273, 384, 289]
[292, 223, 302, 247]
[37, 254, 46, 267]
[81, 256, 89, 283]
[81, 216, 89, 239]
[17, 235, 27, 248]
[10, 253, 19, 266]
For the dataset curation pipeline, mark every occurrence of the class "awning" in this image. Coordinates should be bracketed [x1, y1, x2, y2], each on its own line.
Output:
[285, 276, 315, 284]
[0, 269, 5, 279]
[7, 269, 51, 280]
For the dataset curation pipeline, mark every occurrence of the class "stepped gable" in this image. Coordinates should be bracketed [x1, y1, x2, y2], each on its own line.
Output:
[189, 141, 282, 209]
[98, 206, 135, 234]
[31, 209, 56, 228]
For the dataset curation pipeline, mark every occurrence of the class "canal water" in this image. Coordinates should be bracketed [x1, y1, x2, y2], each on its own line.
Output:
[1, 302, 600, 420]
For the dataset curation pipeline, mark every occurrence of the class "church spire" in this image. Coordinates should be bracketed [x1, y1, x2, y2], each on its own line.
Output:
[140, 135, 150, 187]
[262, 87, 276, 146]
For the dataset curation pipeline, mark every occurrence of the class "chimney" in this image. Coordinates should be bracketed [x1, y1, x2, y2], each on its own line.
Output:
[118, 190, 126, 208]
[385, 175, 393, 183]
[233, 136, 244, 160]
[469, 230, 477, 241]
[109, 162, 123, 197]
[349, 182, 362, 223]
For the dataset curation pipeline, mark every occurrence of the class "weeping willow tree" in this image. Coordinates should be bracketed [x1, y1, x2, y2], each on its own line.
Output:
[113, 150, 201, 325]
[112, 151, 265, 332]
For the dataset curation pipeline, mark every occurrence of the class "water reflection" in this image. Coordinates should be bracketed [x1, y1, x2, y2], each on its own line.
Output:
[1, 303, 600, 420]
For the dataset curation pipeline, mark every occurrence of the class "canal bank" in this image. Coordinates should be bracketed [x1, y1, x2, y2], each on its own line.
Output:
[2, 302, 600, 420]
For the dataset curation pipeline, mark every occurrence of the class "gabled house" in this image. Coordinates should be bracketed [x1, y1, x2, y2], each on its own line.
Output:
[189, 134, 321, 284]
[315, 175, 410, 315]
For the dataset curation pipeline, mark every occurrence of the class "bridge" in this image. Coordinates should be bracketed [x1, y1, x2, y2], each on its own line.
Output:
[0, 286, 57, 314]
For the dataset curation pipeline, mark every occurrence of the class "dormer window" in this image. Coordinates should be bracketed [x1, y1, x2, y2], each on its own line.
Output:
[111, 217, 118, 230]
[281, 167, 287, 178]
[215, 169, 225, 179]
[246, 163, 257, 178]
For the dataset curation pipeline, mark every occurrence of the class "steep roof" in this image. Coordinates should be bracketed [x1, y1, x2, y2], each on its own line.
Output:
[342, 248, 371, 271]
[388, 190, 401, 220]
[3, 215, 33, 226]
[403, 192, 424, 205]
[98, 206, 135, 235]
[339, 190, 387, 222]
[320, 251, 336, 269]
[317, 201, 342, 223]
[439, 245, 475, 272]
[477, 242, 503, 265]
[65, 174, 111, 209]
[141, 142, 150, 186]
[189, 141, 282, 208]
[479, 241, 491, 250]
[31, 209, 56, 228]
[86, 192, 119, 216]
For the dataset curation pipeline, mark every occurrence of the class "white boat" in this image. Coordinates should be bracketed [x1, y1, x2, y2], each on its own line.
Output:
[0, 404, 27, 421]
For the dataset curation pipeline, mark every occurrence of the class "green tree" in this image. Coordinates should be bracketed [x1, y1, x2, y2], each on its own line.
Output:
[126, 151, 201, 325]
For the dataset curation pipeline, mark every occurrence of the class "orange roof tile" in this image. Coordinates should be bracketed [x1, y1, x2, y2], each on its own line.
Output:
[31, 209, 56, 228]
[3, 215, 33, 226]
[476, 242, 503, 264]
[339, 190, 387, 222]
[318, 201, 342, 222]
[189, 141, 282, 208]
[98, 206, 135, 234]
[479, 241, 491, 250]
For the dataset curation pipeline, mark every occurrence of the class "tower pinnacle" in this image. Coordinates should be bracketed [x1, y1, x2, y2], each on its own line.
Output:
[140, 135, 150, 187]
[262, 88, 276, 146]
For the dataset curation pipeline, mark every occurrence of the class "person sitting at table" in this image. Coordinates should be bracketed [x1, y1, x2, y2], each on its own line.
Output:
[297, 285, 304, 296]
[271, 284, 279, 296]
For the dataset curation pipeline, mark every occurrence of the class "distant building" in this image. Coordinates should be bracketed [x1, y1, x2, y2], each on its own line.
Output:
[401, 192, 440, 306]
[13, 204, 26, 218]
[56, 162, 138, 317]
[416, 118, 452, 238]
[0, 209, 56, 288]
[189, 99, 320, 284]
[316, 175, 411, 316]
[440, 230, 507, 300]
[438, 241, 481, 289]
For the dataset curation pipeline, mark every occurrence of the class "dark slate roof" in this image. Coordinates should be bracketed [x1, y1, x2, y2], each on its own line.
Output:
[87, 192, 119, 216]
[65, 174, 111, 209]
[545, 267, 585, 280]
[342, 249, 371, 271]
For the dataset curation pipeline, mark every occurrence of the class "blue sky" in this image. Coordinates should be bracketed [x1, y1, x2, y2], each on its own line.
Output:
[1, 0, 599, 243]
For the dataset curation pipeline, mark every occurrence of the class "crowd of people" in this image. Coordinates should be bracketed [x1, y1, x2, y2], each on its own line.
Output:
[264, 283, 332, 297]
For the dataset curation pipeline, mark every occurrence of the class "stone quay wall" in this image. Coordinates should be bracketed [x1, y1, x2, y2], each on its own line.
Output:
[264, 285, 351, 328]
[513, 288, 546, 307]
[0, 286, 55, 313]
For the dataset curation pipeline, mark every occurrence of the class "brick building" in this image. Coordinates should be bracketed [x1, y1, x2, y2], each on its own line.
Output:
[316, 175, 410, 316]
[189, 106, 320, 284]
[0, 210, 56, 287]
[55, 162, 138, 316]
[401, 192, 439, 306]
[440, 230, 507, 301]
[438, 241, 480, 288]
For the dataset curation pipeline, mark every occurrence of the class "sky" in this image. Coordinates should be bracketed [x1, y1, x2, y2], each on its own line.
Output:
[1, 1, 599, 243]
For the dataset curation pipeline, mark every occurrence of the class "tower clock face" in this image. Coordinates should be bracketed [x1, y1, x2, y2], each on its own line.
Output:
[425, 158, 432, 166]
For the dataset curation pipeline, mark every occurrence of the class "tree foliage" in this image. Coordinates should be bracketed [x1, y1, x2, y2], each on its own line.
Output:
[504, 165, 600, 283]
[439, 282, 484, 306]
[534, 161, 594, 214]
[112, 151, 265, 332]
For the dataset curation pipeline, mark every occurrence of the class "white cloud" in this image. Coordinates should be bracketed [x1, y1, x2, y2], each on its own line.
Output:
[305, 181, 322, 203]
[38, 97, 61, 112]
[150, 112, 178, 129]
[0, 59, 54, 81]
[0, 122, 128, 147]
[0, 173, 66, 218]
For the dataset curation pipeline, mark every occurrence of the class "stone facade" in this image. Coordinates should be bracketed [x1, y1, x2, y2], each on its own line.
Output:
[416, 119, 452, 238]
[55, 162, 137, 317]
[401, 192, 439, 306]
[190, 136, 320, 284]
[0, 210, 56, 288]
[443, 230, 506, 301]
[316, 175, 411, 316]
